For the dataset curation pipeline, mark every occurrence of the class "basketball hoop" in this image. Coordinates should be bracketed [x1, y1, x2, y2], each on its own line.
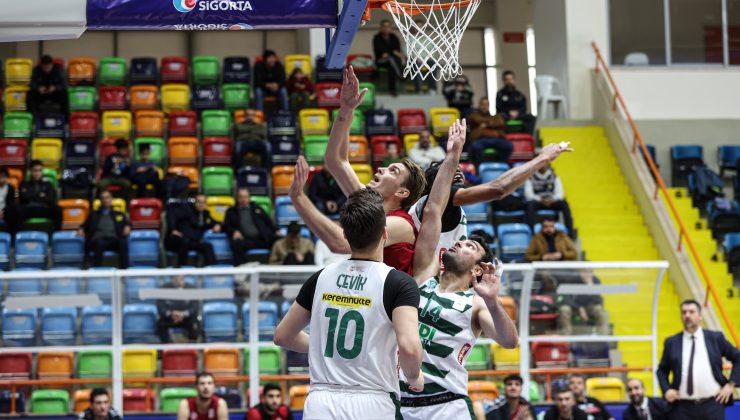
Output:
[367, 0, 480, 81]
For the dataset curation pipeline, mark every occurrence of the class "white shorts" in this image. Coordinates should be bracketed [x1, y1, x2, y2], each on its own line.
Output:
[400, 396, 474, 420]
[303, 387, 401, 420]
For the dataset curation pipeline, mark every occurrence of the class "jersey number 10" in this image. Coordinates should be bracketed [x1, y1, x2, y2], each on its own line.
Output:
[324, 308, 365, 359]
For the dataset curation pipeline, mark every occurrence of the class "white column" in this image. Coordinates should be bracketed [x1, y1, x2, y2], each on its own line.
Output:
[308, 27, 328, 61]
[493, 0, 532, 110]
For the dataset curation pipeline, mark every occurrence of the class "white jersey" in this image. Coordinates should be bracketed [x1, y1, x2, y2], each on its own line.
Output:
[308, 260, 400, 397]
[409, 194, 468, 267]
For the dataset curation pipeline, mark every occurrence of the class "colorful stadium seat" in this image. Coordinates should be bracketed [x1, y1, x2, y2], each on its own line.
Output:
[168, 110, 198, 137]
[162, 349, 198, 377]
[479, 162, 509, 183]
[168, 136, 199, 167]
[168, 166, 200, 191]
[468, 381, 499, 406]
[92, 197, 127, 213]
[3, 112, 33, 139]
[122, 349, 158, 378]
[203, 166, 234, 196]
[203, 302, 239, 342]
[497, 223, 532, 262]
[532, 341, 569, 368]
[0, 352, 33, 380]
[464, 344, 490, 370]
[81, 306, 113, 344]
[102, 111, 133, 139]
[234, 108, 264, 125]
[135, 110, 165, 137]
[129, 198, 163, 230]
[51, 230, 85, 267]
[123, 305, 159, 344]
[68, 86, 97, 112]
[78, 350, 113, 380]
[351, 163, 373, 185]
[133, 137, 166, 166]
[130, 85, 159, 111]
[69, 111, 99, 139]
[161, 56, 189, 84]
[37, 352, 74, 381]
[271, 165, 295, 196]
[315, 82, 342, 109]
[222, 83, 251, 111]
[31, 138, 63, 170]
[403, 133, 437, 153]
[242, 301, 279, 341]
[346, 54, 375, 77]
[270, 135, 300, 165]
[68, 57, 96, 85]
[206, 196, 235, 223]
[0, 139, 28, 170]
[203, 231, 232, 265]
[41, 309, 77, 345]
[161, 84, 191, 113]
[506, 133, 535, 164]
[4, 58, 33, 86]
[315, 55, 344, 83]
[268, 110, 298, 137]
[98, 85, 128, 110]
[304, 135, 329, 165]
[358, 82, 375, 111]
[192, 85, 221, 111]
[123, 389, 155, 412]
[99, 57, 127, 86]
[236, 166, 269, 196]
[73, 389, 92, 413]
[365, 109, 395, 136]
[370, 135, 402, 167]
[398, 108, 428, 134]
[35, 112, 66, 138]
[671, 144, 704, 187]
[203, 136, 233, 166]
[130, 57, 158, 85]
[201, 110, 231, 137]
[243, 346, 282, 375]
[289, 385, 310, 411]
[285, 54, 312, 76]
[2, 308, 37, 346]
[30, 390, 69, 414]
[160, 388, 198, 412]
[223, 56, 251, 83]
[299, 108, 330, 136]
[586, 377, 626, 401]
[332, 108, 364, 135]
[4, 86, 29, 112]
[128, 230, 161, 267]
[14, 231, 48, 268]
[193, 55, 220, 85]
[348, 135, 370, 163]
[430, 107, 461, 137]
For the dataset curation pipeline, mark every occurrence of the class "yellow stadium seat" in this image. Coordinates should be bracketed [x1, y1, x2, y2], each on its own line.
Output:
[285, 54, 312, 76]
[68, 57, 97, 86]
[135, 110, 165, 138]
[93, 198, 127, 213]
[299, 109, 330, 137]
[468, 381, 499, 405]
[5, 58, 33, 86]
[122, 349, 158, 379]
[4, 86, 29, 111]
[59, 199, 90, 230]
[37, 352, 74, 380]
[206, 196, 235, 223]
[168, 137, 199, 167]
[161, 84, 191, 113]
[102, 111, 133, 140]
[429, 107, 461, 137]
[31, 138, 63, 170]
[403, 133, 438, 153]
[586, 377, 626, 402]
[73, 389, 92, 412]
[168, 166, 199, 190]
[289, 385, 310, 411]
[130, 85, 159, 111]
[203, 348, 239, 377]
[348, 135, 369, 163]
[490, 343, 520, 369]
[351, 164, 373, 185]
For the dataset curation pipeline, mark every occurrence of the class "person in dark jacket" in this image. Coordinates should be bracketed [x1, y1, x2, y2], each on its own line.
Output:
[485, 374, 537, 420]
[496, 70, 536, 134]
[544, 389, 588, 420]
[77, 189, 131, 268]
[246, 383, 293, 420]
[27, 55, 67, 114]
[156, 275, 200, 343]
[223, 188, 280, 265]
[164, 194, 220, 267]
[556, 269, 608, 335]
[254, 50, 289, 111]
[0, 168, 19, 233]
[98, 139, 132, 203]
[443, 75, 474, 114]
[77, 388, 122, 420]
[130, 144, 161, 198]
[622, 378, 669, 420]
[373, 19, 404, 96]
[569, 374, 614, 420]
[307, 168, 347, 217]
[19, 160, 62, 231]
[286, 68, 314, 111]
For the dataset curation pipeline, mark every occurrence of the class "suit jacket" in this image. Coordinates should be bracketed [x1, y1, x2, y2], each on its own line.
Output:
[81, 209, 131, 241]
[166, 202, 218, 242]
[223, 204, 277, 245]
[621, 397, 669, 420]
[657, 329, 740, 405]
[19, 179, 56, 207]
[543, 406, 588, 420]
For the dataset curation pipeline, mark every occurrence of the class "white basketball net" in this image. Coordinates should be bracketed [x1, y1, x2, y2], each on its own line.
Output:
[385, 0, 481, 81]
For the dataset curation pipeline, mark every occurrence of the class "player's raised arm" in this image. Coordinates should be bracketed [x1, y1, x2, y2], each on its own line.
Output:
[325, 66, 368, 196]
[473, 261, 518, 348]
[413, 119, 465, 283]
[453, 142, 573, 206]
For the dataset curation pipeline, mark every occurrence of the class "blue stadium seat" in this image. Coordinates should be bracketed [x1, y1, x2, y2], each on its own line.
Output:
[123, 303, 159, 344]
[281, 301, 291, 317]
[223, 56, 251, 84]
[81, 305, 112, 344]
[707, 199, 740, 240]
[534, 222, 569, 235]
[0, 232, 10, 270]
[365, 109, 395, 136]
[234, 141, 271, 169]
[203, 231, 233, 265]
[493, 210, 527, 225]
[128, 230, 160, 267]
[0, 391, 26, 414]
[175, 266, 199, 288]
[242, 301, 279, 341]
[203, 302, 238, 342]
[14, 231, 49, 268]
[41, 307, 77, 345]
[129, 57, 158, 85]
[2, 308, 37, 346]
[125, 269, 159, 303]
[270, 135, 300, 165]
[268, 111, 298, 137]
[670, 145, 704, 187]
[467, 223, 494, 239]
[236, 166, 270, 196]
[192, 85, 221, 111]
[7, 267, 42, 296]
[479, 162, 509, 184]
[462, 201, 489, 223]
[275, 196, 301, 227]
[535, 209, 558, 223]
[51, 231, 85, 268]
[87, 267, 114, 303]
[497, 223, 532, 262]
[64, 138, 96, 172]
[35, 113, 66, 138]
[214, 387, 242, 410]
[203, 266, 235, 290]
[719, 145, 740, 177]
[48, 268, 82, 294]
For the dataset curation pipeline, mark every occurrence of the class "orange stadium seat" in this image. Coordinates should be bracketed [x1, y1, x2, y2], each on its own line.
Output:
[68, 57, 96, 86]
[468, 381, 499, 406]
[168, 137, 199, 167]
[204, 348, 239, 377]
[37, 352, 74, 380]
[234, 109, 264, 125]
[135, 110, 165, 138]
[130, 85, 159, 111]
[271, 165, 295, 196]
[348, 135, 369, 163]
[289, 385, 310, 411]
[59, 199, 90, 230]
[500, 296, 518, 321]
[7, 168, 23, 190]
[168, 166, 199, 190]
[73, 389, 92, 412]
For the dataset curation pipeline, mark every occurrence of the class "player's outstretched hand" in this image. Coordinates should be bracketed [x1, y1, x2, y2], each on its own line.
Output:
[340, 66, 368, 110]
[540, 141, 573, 163]
[288, 155, 309, 199]
[446, 119, 465, 159]
[406, 373, 424, 393]
[472, 259, 503, 301]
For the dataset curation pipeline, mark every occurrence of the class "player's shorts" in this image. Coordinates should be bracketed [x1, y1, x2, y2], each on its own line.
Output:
[303, 385, 401, 420]
[400, 394, 475, 420]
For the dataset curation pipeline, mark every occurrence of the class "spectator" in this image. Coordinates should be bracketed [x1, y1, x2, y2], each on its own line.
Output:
[235, 109, 268, 143]
[78, 189, 130, 268]
[156, 275, 199, 343]
[467, 97, 514, 164]
[544, 389, 587, 420]
[18, 160, 62, 231]
[568, 374, 614, 420]
[99, 139, 132, 203]
[130, 144, 161, 198]
[286, 68, 314, 111]
[381, 142, 402, 167]
[77, 388, 122, 420]
[224, 188, 280, 266]
[27, 55, 66, 114]
[0, 168, 19, 233]
[524, 218, 577, 262]
[408, 129, 445, 169]
[246, 383, 293, 420]
[177, 372, 229, 420]
[442, 75, 474, 113]
[556, 269, 608, 335]
[485, 374, 536, 420]
[524, 161, 574, 235]
[254, 50, 289, 111]
[496, 70, 536, 134]
[307, 168, 346, 217]
[164, 194, 220, 267]
[269, 222, 314, 265]
[373, 19, 404, 96]
[622, 378, 669, 420]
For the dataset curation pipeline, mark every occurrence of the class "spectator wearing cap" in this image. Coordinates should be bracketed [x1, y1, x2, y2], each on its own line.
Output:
[443, 74, 474, 114]
[496, 70, 536, 134]
[254, 50, 289, 111]
[99, 139, 132, 202]
[78, 189, 131, 268]
[164, 194, 220, 267]
[467, 97, 513, 164]
[0, 167, 19, 234]
[308, 168, 346, 218]
[484, 374, 537, 420]
[223, 188, 280, 266]
[408, 129, 445, 170]
[28, 55, 67, 114]
[524, 217, 577, 263]
[18, 160, 62, 231]
[373, 19, 404, 96]
[130, 144, 161, 198]
[269, 222, 314, 265]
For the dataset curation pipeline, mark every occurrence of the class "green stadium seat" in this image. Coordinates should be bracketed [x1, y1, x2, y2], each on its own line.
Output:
[68, 86, 97, 112]
[78, 350, 113, 379]
[358, 82, 375, 111]
[31, 389, 69, 414]
[201, 110, 231, 137]
[192, 56, 220, 85]
[133, 137, 166, 166]
[304, 135, 329, 165]
[529, 382, 541, 402]
[222, 83, 251, 112]
[332, 108, 364, 135]
[99, 57, 127, 86]
[243, 346, 282, 375]
[202, 166, 234, 196]
[464, 343, 489, 371]
[24, 168, 59, 185]
[159, 388, 197, 412]
[251, 195, 273, 218]
[3, 112, 33, 138]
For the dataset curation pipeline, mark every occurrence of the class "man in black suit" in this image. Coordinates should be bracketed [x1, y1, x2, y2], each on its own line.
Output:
[156, 275, 199, 343]
[223, 188, 280, 266]
[544, 389, 588, 420]
[657, 299, 740, 420]
[19, 160, 62, 231]
[164, 194, 219, 267]
[77, 189, 131, 268]
[623, 378, 669, 420]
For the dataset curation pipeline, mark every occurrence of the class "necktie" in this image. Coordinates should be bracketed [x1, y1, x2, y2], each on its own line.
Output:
[687, 335, 696, 396]
[637, 407, 648, 420]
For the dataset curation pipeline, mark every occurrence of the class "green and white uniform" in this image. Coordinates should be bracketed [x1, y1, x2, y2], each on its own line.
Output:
[400, 277, 477, 419]
[409, 193, 468, 267]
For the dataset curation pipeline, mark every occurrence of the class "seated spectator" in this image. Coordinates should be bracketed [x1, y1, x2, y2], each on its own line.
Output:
[246, 383, 293, 420]
[78, 189, 130, 268]
[77, 388, 122, 420]
[381, 142, 402, 167]
[254, 50, 289, 111]
[623, 378, 669, 420]
[523, 161, 574, 235]
[27, 55, 67, 114]
[224, 188, 280, 266]
[524, 218, 577, 262]
[156, 275, 199, 343]
[286, 68, 314, 111]
[556, 269, 608, 335]
[307, 168, 346, 217]
[484, 374, 536, 420]
[0, 168, 19, 233]
[99, 139, 132, 203]
[18, 160, 62, 231]
[496, 70, 536, 134]
[569, 374, 614, 420]
[269, 222, 314, 265]
[235, 109, 268, 143]
[408, 129, 445, 169]
[373, 19, 404, 96]
[165, 194, 220, 267]
[544, 389, 587, 420]
[443, 75, 474, 114]
[130, 144, 161, 198]
[467, 97, 513, 164]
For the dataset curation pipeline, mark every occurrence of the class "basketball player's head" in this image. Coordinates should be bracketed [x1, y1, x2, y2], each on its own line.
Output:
[367, 157, 426, 210]
[195, 372, 215, 401]
[441, 235, 494, 281]
[422, 161, 465, 195]
[340, 188, 387, 253]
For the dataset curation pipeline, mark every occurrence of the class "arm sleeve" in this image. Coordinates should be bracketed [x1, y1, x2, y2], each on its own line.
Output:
[656, 338, 672, 393]
[295, 269, 323, 311]
[383, 270, 421, 320]
[254, 63, 264, 88]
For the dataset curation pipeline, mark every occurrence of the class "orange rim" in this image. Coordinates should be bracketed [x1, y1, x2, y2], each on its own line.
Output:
[373, 0, 474, 15]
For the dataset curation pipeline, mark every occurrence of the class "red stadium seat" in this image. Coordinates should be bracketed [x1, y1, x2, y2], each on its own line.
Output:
[123, 389, 155, 412]
[397, 109, 427, 135]
[370, 135, 402, 167]
[98, 86, 128, 111]
[315, 82, 342, 109]
[203, 137, 233, 167]
[346, 54, 375, 76]
[307, 165, 323, 185]
[168, 111, 197, 137]
[161, 57, 189, 84]
[99, 138, 129, 166]
[129, 198, 162, 230]
[507, 133, 535, 164]
[162, 349, 198, 377]
[0, 352, 33, 380]
[0, 139, 28, 170]
[532, 340, 569, 368]
[69, 112, 100, 139]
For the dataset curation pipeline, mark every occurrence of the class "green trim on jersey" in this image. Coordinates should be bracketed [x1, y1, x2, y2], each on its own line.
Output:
[419, 285, 473, 313]
[390, 392, 402, 419]
[421, 362, 449, 378]
[464, 396, 475, 419]
[423, 339, 455, 358]
[419, 310, 464, 336]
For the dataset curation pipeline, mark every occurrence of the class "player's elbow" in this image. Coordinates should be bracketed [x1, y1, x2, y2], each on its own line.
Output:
[273, 323, 290, 348]
[485, 182, 508, 201]
[501, 334, 519, 349]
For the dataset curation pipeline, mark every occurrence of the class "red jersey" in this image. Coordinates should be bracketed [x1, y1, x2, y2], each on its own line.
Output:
[383, 209, 418, 276]
[187, 395, 220, 420]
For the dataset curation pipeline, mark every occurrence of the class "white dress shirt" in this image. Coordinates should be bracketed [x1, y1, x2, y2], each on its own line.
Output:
[679, 328, 722, 399]
[637, 397, 651, 420]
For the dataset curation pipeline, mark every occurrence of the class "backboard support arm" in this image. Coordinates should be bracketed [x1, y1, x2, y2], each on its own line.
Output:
[325, 0, 369, 69]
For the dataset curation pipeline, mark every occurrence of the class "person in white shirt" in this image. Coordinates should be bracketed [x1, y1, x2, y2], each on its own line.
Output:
[523, 160, 574, 236]
[408, 130, 445, 170]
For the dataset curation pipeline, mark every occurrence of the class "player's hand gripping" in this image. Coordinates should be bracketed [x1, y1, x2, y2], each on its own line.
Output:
[472, 259, 503, 302]
[288, 155, 309, 199]
[339, 66, 368, 110]
[446, 119, 466, 160]
[406, 372, 424, 393]
[540, 141, 573, 163]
